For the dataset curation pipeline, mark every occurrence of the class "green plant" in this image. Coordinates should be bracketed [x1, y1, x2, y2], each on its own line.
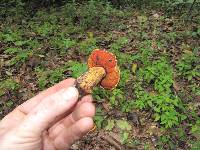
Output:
[175, 127, 187, 141]
[163, 32, 179, 43]
[110, 37, 136, 65]
[110, 89, 124, 106]
[4, 47, 22, 54]
[49, 37, 76, 54]
[189, 81, 200, 96]
[0, 29, 22, 43]
[118, 69, 131, 87]
[0, 0, 25, 21]
[35, 8, 59, 24]
[78, 0, 113, 30]
[157, 135, 175, 149]
[105, 119, 115, 131]
[120, 132, 129, 144]
[1, 29, 35, 66]
[67, 61, 88, 78]
[134, 87, 186, 128]
[6, 100, 14, 107]
[167, 0, 198, 17]
[93, 86, 134, 112]
[93, 87, 125, 107]
[61, 2, 77, 25]
[139, 58, 173, 94]
[4, 49, 33, 66]
[27, 39, 42, 50]
[79, 34, 97, 55]
[191, 119, 200, 138]
[136, 40, 155, 65]
[116, 52, 135, 67]
[36, 69, 48, 89]
[35, 21, 58, 37]
[134, 58, 187, 128]
[176, 52, 200, 81]
[35, 65, 68, 89]
[116, 119, 132, 144]
[92, 87, 107, 102]
[0, 78, 20, 96]
[116, 119, 132, 131]
[94, 107, 106, 128]
[110, 37, 129, 51]
[144, 144, 150, 150]
[191, 141, 200, 150]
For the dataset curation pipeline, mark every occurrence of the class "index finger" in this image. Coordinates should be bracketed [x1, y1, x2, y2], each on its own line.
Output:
[18, 78, 76, 114]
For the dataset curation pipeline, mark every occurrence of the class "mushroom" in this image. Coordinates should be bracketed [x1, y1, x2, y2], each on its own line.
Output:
[76, 49, 120, 95]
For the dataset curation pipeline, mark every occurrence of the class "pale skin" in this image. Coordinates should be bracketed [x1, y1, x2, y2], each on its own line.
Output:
[0, 78, 95, 150]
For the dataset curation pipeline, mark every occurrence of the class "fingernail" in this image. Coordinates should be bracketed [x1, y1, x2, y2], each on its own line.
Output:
[60, 87, 79, 102]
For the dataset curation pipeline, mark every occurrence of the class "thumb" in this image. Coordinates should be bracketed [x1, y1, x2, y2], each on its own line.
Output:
[18, 87, 79, 135]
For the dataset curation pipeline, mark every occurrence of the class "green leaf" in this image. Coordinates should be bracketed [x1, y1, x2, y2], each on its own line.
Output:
[4, 47, 21, 54]
[14, 40, 29, 46]
[116, 120, 132, 131]
[6, 100, 14, 107]
[0, 78, 20, 96]
[105, 119, 115, 131]
[138, 15, 147, 23]
[94, 115, 104, 128]
[94, 108, 105, 128]
[68, 61, 88, 78]
[120, 132, 129, 144]
[154, 113, 160, 121]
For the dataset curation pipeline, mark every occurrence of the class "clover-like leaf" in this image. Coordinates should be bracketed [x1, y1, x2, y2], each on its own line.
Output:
[116, 120, 132, 131]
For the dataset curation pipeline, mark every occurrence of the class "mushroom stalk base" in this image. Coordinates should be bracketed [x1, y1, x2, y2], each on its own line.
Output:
[76, 67, 106, 95]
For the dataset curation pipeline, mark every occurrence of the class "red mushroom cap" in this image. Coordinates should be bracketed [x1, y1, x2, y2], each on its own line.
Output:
[88, 49, 120, 89]
[88, 49, 117, 73]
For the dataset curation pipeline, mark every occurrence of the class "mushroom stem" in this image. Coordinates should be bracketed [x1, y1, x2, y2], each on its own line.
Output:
[76, 67, 106, 95]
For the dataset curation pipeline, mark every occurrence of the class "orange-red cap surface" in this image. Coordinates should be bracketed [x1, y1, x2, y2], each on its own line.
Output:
[88, 49, 120, 89]
[88, 49, 117, 73]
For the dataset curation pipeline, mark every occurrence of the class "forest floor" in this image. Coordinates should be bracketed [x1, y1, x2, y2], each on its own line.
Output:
[0, 2, 200, 150]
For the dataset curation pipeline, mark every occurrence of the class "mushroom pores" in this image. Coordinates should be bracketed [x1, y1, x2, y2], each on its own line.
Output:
[88, 49, 120, 89]
[100, 66, 120, 89]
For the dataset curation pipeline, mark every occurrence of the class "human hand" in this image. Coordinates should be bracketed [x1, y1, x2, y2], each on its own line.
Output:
[0, 78, 95, 150]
